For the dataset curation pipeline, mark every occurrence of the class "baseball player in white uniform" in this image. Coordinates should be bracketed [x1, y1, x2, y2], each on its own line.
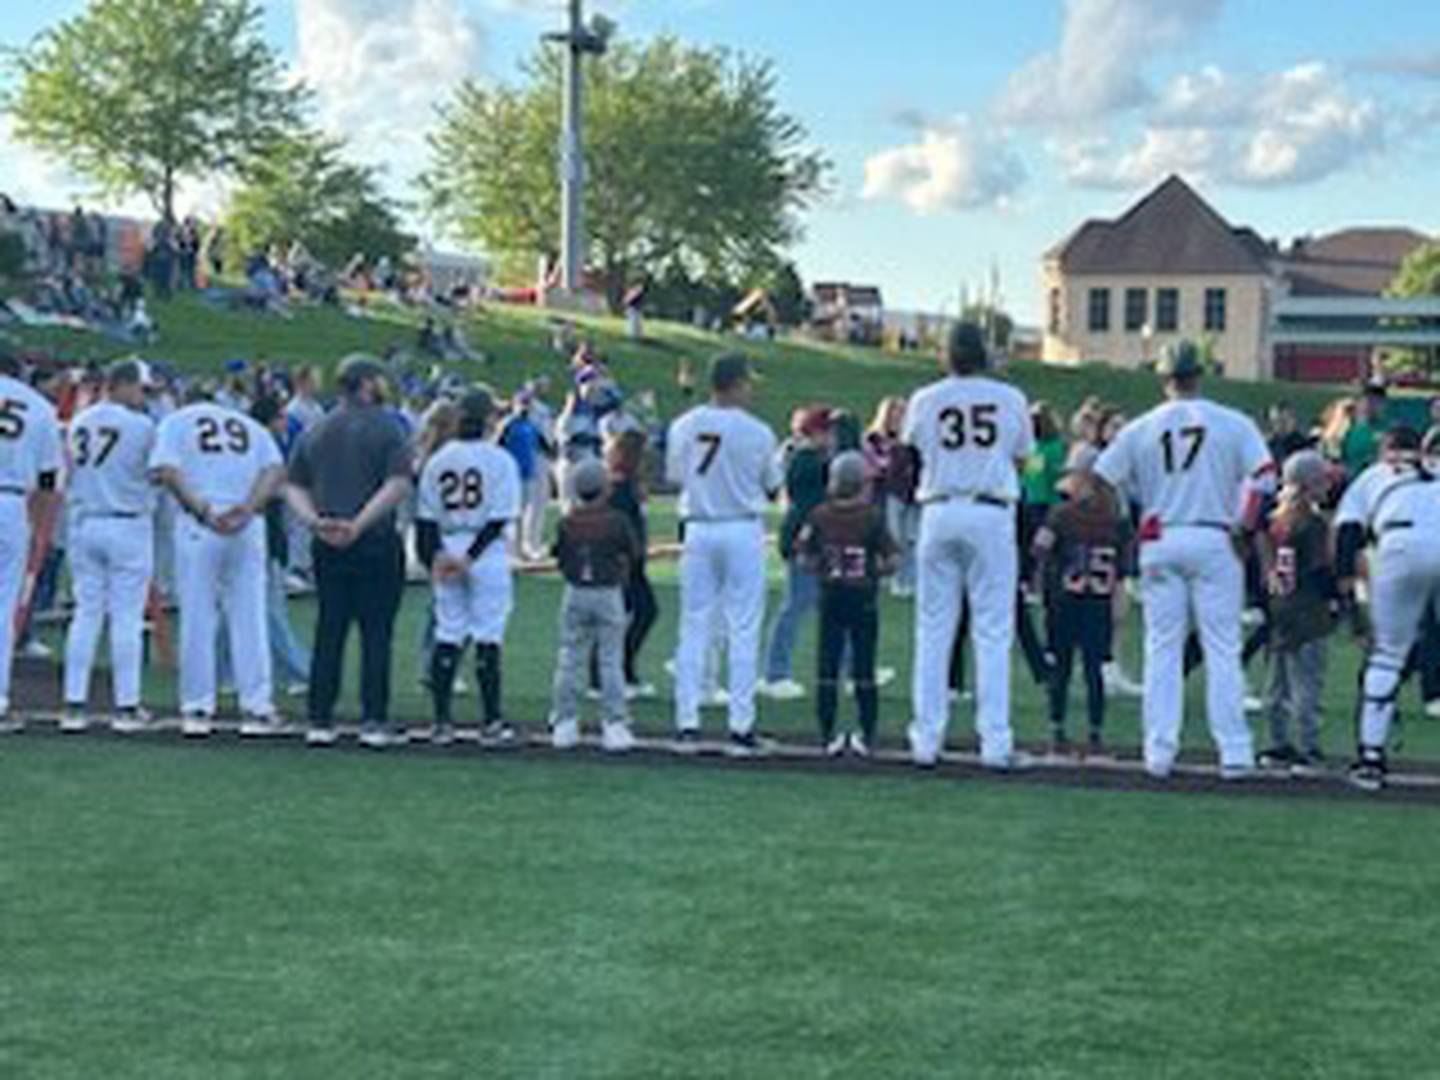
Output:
[1336, 426, 1440, 791]
[0, 348, 63, 732]
[666, 353, 781, 755]
[415, 388, 521, 744]
[150, 388, 285, 736]
[903, 323, 1033, 769]
[61, 360, 157, 732]
[1094, 343, 1274, 779]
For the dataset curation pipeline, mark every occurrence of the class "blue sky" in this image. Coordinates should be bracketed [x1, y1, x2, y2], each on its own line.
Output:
[4, 0, 1439, 323]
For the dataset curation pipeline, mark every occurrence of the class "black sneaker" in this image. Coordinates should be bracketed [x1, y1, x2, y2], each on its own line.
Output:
[1346, 747, 1387, 793]
[1292, 748, 1326, 776]
[1259, 744, 1300, 771]
[1085, 733, 1113, 762]
[480, 721, 517, 746]
[726, 731, 776, 759]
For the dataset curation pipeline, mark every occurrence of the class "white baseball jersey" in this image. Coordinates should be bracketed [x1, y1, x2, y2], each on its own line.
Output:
[0, 373, 63, 494]
[1095, 399, 1273, 527]
[66, 401, 157, 519]
[1336, 462, 1440, 534]
[902, 375, 1033, 503]
[666, 404, 781, 521]
[149, 403, 282, 508]
[417, 439, 521, 560]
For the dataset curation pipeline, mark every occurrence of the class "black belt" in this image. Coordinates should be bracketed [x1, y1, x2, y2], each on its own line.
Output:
[1162, 520, 1231, 532]
[0, 485, 25, 497]
[1380, 521, 1414, 533]
[93, 511, 143, 520]
[683, 514, 761, 525]
[922, 493, 1012, 509]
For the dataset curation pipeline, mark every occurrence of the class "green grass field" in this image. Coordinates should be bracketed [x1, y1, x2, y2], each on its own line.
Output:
[7, 296, 1437, 1077]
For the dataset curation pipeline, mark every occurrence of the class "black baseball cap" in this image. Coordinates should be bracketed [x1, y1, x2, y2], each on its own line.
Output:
[337, 353, 387, 395]
[1157, 340, 1204, 380]
[709, 352, 755, 393]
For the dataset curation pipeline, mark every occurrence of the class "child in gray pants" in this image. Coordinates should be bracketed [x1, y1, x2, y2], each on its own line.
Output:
[550, 458, 644, 752]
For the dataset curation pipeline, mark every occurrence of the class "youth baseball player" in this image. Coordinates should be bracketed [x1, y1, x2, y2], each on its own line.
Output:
[0, 347, 63, 732]
[149, 386, 285, 736]
[1337, 426, 1440, 791]
[415, 387, 521, 745]
[1094, 342, 1274, 779]
[666, 352, 781, 755]
[903, 322, 1034, 769]
[61, 360, 157, 732]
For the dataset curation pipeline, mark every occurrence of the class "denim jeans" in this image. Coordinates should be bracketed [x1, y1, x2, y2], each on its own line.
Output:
[764, 559, 819, 682]
[266, 559, 311, 684]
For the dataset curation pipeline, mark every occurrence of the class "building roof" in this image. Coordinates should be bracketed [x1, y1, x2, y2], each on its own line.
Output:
[1049, 175, 1274, 276]
[813, 282, 884, 307]
[1282, 228, 1431, 297]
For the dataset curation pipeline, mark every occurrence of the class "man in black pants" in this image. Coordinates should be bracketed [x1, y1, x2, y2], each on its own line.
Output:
[286, 355, 412, 748]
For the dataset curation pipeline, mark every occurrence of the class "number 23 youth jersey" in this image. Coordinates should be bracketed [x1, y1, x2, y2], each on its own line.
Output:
[416, 439, 521, 563]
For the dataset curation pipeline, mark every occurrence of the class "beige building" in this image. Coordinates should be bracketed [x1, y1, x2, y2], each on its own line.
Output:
[1042, 175, 1278, 381]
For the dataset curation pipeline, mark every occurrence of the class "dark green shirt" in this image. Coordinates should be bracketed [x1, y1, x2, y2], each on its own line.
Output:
[779, 444, 827, 560]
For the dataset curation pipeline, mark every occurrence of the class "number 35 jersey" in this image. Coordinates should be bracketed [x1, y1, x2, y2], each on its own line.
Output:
[416, 438, 521, 560]
[67, 401, 157, 519]
[1095, 399, 1272, 528]
[901, 375, 1032, 503]
[149, 402, 282, 509]
[0, 373, 63, 495]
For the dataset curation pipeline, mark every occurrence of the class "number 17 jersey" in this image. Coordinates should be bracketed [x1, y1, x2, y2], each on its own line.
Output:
[416, 438, 521, 562]
[1094, 399, 1271, 528]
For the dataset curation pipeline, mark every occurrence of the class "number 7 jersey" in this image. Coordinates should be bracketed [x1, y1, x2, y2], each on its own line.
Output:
[416, 438, 521, 556]
[1094, 399, 1272, 527]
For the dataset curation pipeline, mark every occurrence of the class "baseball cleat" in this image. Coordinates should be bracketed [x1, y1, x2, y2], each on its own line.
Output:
[601, 722, 636, 754]
[480, 721, 517, 746]
[551, 718, 581, 751]
[726, 731, 776, 759]
[1258, 745, 1300, 772]
[1219, 763, 1257, 782]
[1144, 761, 1174, 781]
[0, 713, 23, 735]
[59, 708, 91, 734]
[1346, 748, 1387, 792]
[670, 728, 703, 755]
[981, 751, 1035, 774]
[239, 713, 287, 738]
[180, 714, 214, 738]
[109, 706, 153, 734]
[358, 727, 391, 750]
[305, 726, 338, 748]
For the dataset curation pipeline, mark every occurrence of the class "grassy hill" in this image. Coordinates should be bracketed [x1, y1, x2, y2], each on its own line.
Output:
[6, 293, 1341, 428]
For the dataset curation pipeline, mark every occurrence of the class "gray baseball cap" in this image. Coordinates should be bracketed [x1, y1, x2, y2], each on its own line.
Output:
[828, 450, 867, 498]
[1281, 449, 1327, 489]
[570, 458, 610, 502]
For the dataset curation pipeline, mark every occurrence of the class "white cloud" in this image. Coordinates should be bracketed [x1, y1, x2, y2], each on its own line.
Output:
[294, 0, 484, 183]
[862, 117, 1025, 213]
[998, 0, 1222, 124]
[1059, 62, 1384, 189]
[1359, 48, 1440, 80]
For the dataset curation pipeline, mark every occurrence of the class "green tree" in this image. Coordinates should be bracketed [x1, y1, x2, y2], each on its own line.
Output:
[224, 131, 414, 269]
[422, 35, 827, 311]
[8, 0, 304, 223]
[766, 261, 809, 327]
[1383, 242, 1440, 378]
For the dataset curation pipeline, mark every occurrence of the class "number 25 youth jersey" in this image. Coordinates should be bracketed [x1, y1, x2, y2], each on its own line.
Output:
[901, 375, 1032, 503]
[67, 400, 157, 519]
[1095, 399, 1272, 528]
[148, 402, 282, 509]
[416, 438, 521, 564]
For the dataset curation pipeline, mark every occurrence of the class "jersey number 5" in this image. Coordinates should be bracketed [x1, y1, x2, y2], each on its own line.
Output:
[938, 404, 998, 449]
[697, 433, 723, 475]
[0, 398, 28, 440]
[1160, 426, 1206, 473]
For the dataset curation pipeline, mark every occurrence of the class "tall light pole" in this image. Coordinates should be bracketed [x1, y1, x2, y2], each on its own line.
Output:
[544, 1, 612, 299]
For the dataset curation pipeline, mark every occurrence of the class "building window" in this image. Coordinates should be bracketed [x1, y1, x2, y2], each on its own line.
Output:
[1204, 288, 1227, 332]
[1048, 288, 1061, 335]
[1156, 288, 1180, 332]
[1124, 288, 1147, 333]
[1087, 288, 1111, 333]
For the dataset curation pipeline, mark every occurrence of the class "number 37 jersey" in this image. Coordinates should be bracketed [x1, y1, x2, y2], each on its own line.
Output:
[67, 401, 157, 518]
[416, 438, 521, 548]
[1094, 399, 1272, 528]
[901, 375, 1033, 503]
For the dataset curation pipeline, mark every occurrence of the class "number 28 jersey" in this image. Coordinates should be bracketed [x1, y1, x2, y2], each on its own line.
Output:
[149, 402, 281, 508]
[1094, 399, 1272, 528]
[901, 375, 1033, 503]
[416, 439, 521, 562]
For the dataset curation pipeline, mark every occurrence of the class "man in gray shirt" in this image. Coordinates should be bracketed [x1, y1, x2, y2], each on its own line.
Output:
[286, 354, 412, 747]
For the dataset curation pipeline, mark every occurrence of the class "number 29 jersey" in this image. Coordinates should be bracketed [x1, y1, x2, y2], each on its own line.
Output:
[149, 402, 282, 508]
[416, 438, 521, 562]
[901, 375, 1033, 503]
[1094, 399, 1272, 528]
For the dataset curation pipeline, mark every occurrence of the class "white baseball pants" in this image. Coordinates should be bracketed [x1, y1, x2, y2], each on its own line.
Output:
[64, 516, 154, 710]
[1139, 528, 1253, 772]
[911, 501, 1017, 764]
[1360, 534, 1440, 750]
[0, 497, 28, 716]
[674, 519, 765, 735]
[433, 545, 513, 647]
[173, 516, 272, 717]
